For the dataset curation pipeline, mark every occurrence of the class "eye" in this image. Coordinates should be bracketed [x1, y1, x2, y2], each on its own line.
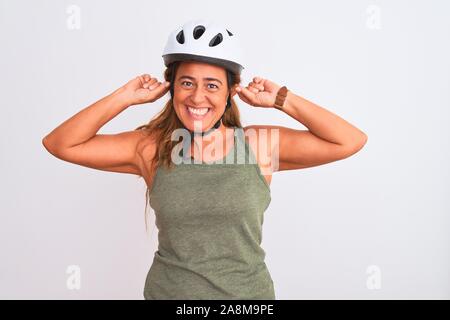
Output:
[181, 81, 219, 89]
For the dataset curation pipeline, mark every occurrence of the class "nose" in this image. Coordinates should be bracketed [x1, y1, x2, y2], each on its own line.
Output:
[190, 85, 208, 105]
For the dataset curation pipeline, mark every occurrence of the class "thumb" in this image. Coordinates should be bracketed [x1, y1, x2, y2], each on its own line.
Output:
[150, 81, 171, 99]
[154, 81, 170, 89]
[236, 86, 256, 105]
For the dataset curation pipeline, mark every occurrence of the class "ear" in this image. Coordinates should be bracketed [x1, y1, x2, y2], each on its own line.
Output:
[230, 84, 239, 97]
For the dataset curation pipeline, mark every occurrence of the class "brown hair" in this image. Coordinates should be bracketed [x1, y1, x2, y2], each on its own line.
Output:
[134, 61, 243, 232]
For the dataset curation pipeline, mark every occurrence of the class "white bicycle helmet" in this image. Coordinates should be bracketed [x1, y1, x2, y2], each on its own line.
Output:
[162, 19, 245, 75]
[162, 19, 245, 136]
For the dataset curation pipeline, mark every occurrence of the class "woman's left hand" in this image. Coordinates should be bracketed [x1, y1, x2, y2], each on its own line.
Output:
[235, 76, 282, 108]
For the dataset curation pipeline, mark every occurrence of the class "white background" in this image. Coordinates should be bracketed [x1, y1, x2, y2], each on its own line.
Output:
[1, 0, 449, 299]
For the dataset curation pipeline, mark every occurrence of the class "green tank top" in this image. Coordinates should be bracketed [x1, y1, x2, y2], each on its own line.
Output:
[144, 126, 274, 300]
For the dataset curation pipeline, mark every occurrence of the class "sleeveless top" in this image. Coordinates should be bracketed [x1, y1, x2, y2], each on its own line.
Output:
[143, 126, 274, 300]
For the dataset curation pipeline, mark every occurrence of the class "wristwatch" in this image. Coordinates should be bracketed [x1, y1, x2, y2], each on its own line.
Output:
[274, 86, 288, 110]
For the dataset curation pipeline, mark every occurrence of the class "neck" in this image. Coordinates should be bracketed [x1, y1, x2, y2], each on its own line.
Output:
[189, 123, 234, 160]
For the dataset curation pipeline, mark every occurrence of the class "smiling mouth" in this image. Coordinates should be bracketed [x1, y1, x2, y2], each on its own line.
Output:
[186, 105, 211, 118]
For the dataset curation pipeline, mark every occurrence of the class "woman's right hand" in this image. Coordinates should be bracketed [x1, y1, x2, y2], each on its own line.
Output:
[120, 74, 171, 106]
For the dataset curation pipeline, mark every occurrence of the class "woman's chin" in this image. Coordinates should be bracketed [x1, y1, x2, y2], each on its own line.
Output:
[183, 122, 212, 132]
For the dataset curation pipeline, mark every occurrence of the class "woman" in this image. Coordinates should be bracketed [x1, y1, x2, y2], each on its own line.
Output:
[42, 19, 367, 300]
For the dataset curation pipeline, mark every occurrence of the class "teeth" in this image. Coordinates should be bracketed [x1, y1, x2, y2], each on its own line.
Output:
[187, 106, 209, 116]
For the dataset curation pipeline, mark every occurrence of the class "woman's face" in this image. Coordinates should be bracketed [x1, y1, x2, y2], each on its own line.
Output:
[172, 61, 236, 132]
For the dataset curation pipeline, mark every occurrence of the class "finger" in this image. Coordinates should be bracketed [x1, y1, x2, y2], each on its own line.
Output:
[150, 81, 170, 91]
[236, 86, 256, 105]
[148, 81, 162, 90]
[237, 85, 255, 96]
[253, 76, 264, 83]
[159, 81, 170, 90]
[252, 80, 265, 90]
[140, 74, 151, 82]
[249, 82, 264, 91]
[236, 91, 252, 105]
[249, 80, 264, 90]
[247, 85, 259, 94]
[152, 82, 171, 99]
[143, 78, 157, 88]
[141, 74, 151, 82]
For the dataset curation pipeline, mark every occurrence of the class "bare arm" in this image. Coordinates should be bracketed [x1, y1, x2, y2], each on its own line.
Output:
[272, 91, 367, 171]
[42, 74, 170, 175]
[236, 77, 367, 172]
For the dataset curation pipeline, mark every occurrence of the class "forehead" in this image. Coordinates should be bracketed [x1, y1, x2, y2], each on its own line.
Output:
[176, 61, 226, 80]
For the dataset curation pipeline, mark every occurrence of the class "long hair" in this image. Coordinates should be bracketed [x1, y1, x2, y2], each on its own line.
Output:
[134, 61, 243, 232]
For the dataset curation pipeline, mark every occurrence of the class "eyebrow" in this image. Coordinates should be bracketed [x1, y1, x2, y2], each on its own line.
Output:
[178, 75, 223, 85]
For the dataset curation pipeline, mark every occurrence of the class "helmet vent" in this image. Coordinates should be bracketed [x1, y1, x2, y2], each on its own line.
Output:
[193, 25, 206, 39]
[226, 29, 233, 36]
[209, 33, 223, 47]
[176, 30, 185, 44]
